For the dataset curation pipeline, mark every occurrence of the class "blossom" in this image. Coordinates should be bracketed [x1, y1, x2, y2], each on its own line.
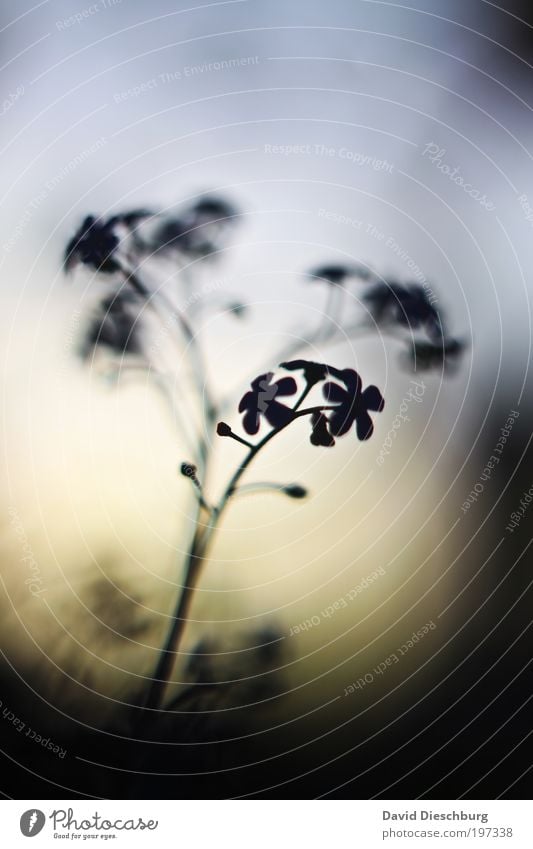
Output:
[64, 215, 121, 274]
[323, 368, 384, 440]
[150, 195, 238, 258]
[79, 291, 142, 358]
[238, 372, 297, 434]
[310, 411, 335, 447]
[280, 359, 329, 386]
[407, 338, 464, 372]
[64, 210, 157, 274]
[364, 282, 442, 339]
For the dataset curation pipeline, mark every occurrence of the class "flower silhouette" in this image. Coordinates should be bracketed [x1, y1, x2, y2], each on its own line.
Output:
[238, 372, 298, 434]
[407, 338, 464, 372]
[80, 291, 142, 359]
[310, 411, 335, 447]
[364, 282, 442, 339]
[150, 195, 238, 258]
[323, 368, 385, 440]
[64, 215, 121, 274]
[280, 359, 329, 386]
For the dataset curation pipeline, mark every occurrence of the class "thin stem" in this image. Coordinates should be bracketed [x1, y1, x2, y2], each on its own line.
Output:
[230, 482, 298, 498]
[120, 260, 216, 729]
[223, 430, 254, 449]
[140, 403, 326, 716]
[292, 382, 312, 411]
[139, 521, 208, 718]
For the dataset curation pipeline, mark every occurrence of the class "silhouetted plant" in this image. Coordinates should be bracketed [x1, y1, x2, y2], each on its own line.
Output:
[63, 193, 465, 729]
[79, 291, 143, 360]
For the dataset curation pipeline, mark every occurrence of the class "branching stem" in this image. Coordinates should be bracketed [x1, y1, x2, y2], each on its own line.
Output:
[140, 390, 330, 718]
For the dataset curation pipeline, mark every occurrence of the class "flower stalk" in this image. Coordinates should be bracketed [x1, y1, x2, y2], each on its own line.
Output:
[63, 198, 464, 741]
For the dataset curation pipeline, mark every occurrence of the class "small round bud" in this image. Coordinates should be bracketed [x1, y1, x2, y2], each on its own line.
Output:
[216, 422, 232, 437]
[229, 302, 247, 318]
[283, 484, 308, 499]
[180, 462, 197, 478]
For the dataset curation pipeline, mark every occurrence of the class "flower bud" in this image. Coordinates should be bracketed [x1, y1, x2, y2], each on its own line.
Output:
[283, 484, 308, 499]
[216, 422, 232, 437]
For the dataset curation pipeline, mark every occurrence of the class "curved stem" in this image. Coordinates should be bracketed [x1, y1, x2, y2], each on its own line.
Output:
[230, 482, 297, 497]
[140, 402, 325, 717]
[140, 520, 209, 718]
[119, 261, 217, 730]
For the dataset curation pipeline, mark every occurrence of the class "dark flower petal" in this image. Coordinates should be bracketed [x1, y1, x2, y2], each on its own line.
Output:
[64, 216, 96, 271]
[238, 372, 296, 434]
[242, 407, 260, 435]
[250, 372, 274, 393]
[334, 368, 362, 396]
[280, 359, 329, 385]
[361, 385, 385, 412]
[322, 381, 346, 404]
[310, 412, 335, 447]
[328, 405, 356, 437]
[323, 370, 384, 440]
[264, 401, 295, 429]
[64, 215, 121, 274]
[355, 411, 374, 441]
[274, 376, 298, 397]
[238, 390, 256, 413]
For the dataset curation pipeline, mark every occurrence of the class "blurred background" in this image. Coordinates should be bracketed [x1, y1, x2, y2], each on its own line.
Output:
[0, 0, 531, 798]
